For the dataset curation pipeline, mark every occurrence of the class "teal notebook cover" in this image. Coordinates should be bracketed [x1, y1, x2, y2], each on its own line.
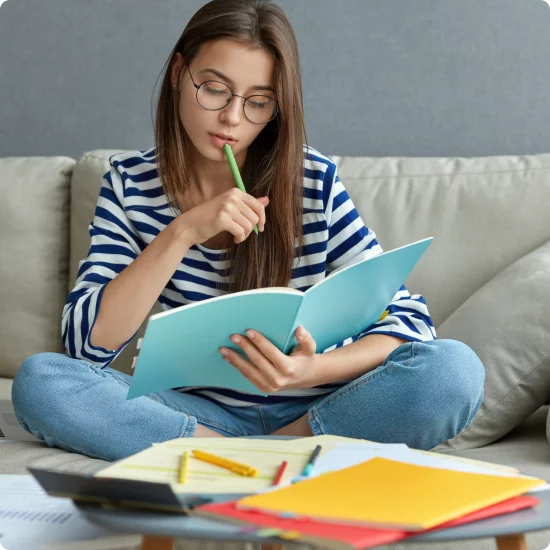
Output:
[127, 237, 433, 399]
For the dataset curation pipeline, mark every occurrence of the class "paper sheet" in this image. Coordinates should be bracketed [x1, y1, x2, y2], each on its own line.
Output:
[307, 435, 520, 474]
[0, 475, 133, 550]
[314, 444, 538, 481]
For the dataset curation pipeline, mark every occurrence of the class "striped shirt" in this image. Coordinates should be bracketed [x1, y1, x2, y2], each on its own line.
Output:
[62, 145, 436, 406]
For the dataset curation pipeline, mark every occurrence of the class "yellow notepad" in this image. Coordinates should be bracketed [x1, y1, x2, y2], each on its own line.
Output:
[237, 456, 546, 531]
[94, 437, 335, 494]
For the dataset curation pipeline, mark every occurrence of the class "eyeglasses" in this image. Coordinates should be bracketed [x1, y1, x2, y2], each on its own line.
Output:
[185, 64, 279, 125]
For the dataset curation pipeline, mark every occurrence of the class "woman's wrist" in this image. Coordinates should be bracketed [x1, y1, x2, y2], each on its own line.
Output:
[312, 334, 409, 386]
[308, 351, 333, 386]
[170, 216, 194, 249]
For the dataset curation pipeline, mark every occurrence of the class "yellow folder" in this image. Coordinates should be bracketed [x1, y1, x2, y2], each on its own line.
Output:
[237, 456, 546, 531]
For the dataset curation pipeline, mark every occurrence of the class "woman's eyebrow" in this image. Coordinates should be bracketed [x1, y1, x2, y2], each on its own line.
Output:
[199, 68, 275, 93]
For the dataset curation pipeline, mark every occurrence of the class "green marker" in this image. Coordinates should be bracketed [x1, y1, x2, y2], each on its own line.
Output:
[223, 143, 259, 235]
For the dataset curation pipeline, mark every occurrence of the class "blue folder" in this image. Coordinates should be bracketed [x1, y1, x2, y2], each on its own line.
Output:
[127, 237, 433, 399]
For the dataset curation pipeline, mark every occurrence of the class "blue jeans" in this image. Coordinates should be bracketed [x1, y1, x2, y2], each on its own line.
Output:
[12, 339, 484, 462]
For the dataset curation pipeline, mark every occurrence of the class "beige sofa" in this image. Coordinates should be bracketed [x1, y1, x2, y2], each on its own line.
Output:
[1, 149, 550, 550]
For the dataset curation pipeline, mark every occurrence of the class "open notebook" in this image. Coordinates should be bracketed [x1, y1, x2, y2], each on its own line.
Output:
[127, 237, 434, 399]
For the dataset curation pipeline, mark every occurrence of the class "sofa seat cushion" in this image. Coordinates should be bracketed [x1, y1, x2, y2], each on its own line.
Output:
[0, 440, 108, 476]
[432, 240, 550, 452]
[440, 406, 550, 481]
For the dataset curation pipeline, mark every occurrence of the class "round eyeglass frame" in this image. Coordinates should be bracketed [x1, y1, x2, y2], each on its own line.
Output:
[183, 64, 279, 125]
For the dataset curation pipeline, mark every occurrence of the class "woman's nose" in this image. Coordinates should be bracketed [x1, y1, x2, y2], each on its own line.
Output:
[220, 95, 245, 124]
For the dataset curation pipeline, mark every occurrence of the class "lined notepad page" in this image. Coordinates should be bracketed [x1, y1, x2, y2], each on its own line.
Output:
[95, 437, 344, 494]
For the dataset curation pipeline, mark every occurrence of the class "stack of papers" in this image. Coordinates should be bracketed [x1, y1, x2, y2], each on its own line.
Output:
[182, 437, 547, 549]
[93, 434, 543, 495]
[236, 456, 545, 531]
[195, 494, 540, 550]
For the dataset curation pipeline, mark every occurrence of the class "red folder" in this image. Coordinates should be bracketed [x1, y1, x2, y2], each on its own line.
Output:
[195, 495, 539, 550]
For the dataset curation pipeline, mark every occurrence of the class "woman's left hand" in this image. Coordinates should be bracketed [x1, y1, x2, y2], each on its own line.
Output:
[219, 326, 319, 393]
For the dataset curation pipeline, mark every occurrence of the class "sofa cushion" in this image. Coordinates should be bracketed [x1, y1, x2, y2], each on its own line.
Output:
[0, 440, 108, 475]
[431, 240, 550, 451]
[439, 406, 550, 482]
[335, 153, 550, 327]
[0, 156, 75, 378]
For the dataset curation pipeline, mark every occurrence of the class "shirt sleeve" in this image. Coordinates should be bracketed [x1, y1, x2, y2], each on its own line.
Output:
[61, 158, 144, 367]
[322, 161, 436, 351]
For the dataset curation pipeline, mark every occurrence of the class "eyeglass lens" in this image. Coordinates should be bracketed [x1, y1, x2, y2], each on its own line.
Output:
[197, 81, 277, 124]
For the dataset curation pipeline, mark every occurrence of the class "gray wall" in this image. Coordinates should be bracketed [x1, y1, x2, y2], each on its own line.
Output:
[1, 0, 550, 159]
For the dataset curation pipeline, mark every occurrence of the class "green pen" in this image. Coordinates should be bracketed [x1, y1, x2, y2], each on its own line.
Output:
[223, 143, 259, 235]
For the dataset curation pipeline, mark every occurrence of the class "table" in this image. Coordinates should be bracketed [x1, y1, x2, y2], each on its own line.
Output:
[78, 488, 550, 550]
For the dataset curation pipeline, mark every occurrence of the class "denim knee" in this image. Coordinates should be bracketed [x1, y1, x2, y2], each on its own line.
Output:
[307, 338, 485, 450]
[12, 352, 67, 429]
[414, 339, 485, 446]
[429, 339, 485, 408]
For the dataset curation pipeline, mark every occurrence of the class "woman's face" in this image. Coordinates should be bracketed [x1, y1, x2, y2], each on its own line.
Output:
[171, 39, 276, 164]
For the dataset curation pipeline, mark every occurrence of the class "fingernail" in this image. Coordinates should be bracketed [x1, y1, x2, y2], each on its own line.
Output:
[231, 335, 240, 344]
[220, 348, 228, 356]
[246, 330, 254, 339]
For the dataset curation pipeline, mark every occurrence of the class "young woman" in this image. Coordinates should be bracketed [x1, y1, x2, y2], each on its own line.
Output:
[12, 0, 485, 462]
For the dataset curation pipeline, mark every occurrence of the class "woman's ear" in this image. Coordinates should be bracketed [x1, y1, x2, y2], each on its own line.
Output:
[171, 53, 184, 90]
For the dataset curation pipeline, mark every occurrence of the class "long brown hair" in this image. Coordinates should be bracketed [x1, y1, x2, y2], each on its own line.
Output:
[153, 0, 308, 293]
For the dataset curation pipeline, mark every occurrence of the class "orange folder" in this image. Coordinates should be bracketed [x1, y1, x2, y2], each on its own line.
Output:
[237, 457, 546, 531]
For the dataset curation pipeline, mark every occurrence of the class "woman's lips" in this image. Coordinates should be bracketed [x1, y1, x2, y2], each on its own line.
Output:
[209, 133, 237, 147]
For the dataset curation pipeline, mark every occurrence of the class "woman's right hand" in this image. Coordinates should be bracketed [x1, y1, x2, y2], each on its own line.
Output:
[177, 188, 270, 246]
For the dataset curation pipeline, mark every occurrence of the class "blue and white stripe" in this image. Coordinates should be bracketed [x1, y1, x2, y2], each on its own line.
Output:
[62, 145, 436, 406]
